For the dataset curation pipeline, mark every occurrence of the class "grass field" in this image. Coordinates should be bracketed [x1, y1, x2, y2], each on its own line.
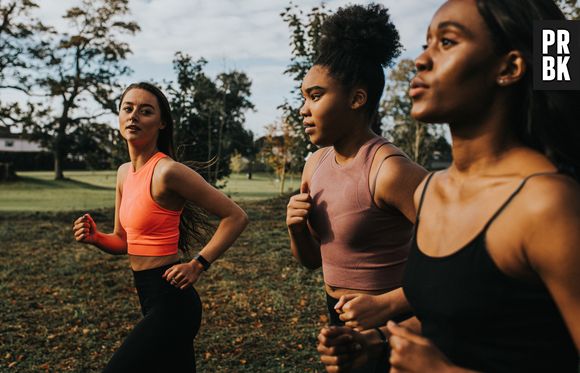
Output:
[0, 197, 328, 372]
[0, 171, 300, 212]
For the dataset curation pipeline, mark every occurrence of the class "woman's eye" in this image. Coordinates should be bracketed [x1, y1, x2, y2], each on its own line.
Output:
[311, 94, 321, 101]
[441, 38, 456, 47]
[123, 106, 132, 113]
[140, 110, 152, 115]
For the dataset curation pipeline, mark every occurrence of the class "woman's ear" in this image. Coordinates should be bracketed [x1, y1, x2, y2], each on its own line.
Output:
[351, 88, 368, 110]
[496, 50, 526, 87]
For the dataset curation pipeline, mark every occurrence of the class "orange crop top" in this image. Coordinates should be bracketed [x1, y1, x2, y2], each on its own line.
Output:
[119, 152, 182, 256]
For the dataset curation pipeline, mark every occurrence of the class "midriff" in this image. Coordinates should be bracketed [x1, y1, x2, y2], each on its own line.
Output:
[325, 283, 399, 298]
[129, 254, 180, 271]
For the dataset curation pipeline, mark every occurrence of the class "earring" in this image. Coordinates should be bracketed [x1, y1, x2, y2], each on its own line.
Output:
[498, 78, 507, 86]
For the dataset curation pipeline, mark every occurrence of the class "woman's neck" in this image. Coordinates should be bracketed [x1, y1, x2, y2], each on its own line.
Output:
[333, 125, 376, 165]
[128, 143, 159, 172]
[448, 106, 520, 178]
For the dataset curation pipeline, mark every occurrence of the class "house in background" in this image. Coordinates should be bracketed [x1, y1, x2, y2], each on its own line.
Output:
[0, 125, 52, 171]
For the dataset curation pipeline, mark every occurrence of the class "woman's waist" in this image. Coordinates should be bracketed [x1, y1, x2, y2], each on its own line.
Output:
[325, 283, 400, 298]
[130, 254, 180, 272]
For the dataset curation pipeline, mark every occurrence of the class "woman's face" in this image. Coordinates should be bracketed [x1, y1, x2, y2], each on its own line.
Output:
[119, 88, 164, 146]
[410, 0, 502, 124]
[300, 65, 354, 147]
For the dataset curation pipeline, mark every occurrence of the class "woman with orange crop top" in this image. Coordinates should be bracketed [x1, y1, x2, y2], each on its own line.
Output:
[285, 4, 427, 372]
[72, 82, 248, 372]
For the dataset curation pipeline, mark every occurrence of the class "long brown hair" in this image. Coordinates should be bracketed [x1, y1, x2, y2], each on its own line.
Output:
[119, 82, 214, 253]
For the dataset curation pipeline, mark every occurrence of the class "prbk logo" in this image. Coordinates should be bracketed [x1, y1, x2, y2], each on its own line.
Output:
[533, 21, 580, 90]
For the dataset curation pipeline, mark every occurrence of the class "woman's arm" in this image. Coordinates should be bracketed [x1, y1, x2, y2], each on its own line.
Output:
[334, 287, 413, 330]
[164, 162, 249, 264]
[287, 149, 326, 269]
[72, 164, 128, 255]
[374, 152, 428, 223]
[523, 176, 580, 351]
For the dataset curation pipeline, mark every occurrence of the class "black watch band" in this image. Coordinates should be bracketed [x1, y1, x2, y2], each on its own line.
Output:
[193, 253, 211, 271]
[374, 327, 389, 354]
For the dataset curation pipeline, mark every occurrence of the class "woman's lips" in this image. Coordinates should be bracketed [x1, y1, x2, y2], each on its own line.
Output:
[409, 79, 429, 98]
[126, 124, 141, 132]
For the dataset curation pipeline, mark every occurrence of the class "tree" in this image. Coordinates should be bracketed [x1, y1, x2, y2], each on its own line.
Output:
[167, 52, 255, 186]
[24, 0, 139, 179]
[557, 0, 580, 19]
[279, 3, 329, 171]
[260, 118, 298, 195]
[0, 0, 46, 128]
[381, 59, 450, 168]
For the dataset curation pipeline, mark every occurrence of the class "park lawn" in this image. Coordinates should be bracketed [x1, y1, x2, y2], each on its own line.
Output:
[0, 171, 300, 212]
[0, 197, 328, 372]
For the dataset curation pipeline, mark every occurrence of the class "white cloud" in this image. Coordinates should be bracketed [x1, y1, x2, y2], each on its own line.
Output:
[31, 0, 445, 136]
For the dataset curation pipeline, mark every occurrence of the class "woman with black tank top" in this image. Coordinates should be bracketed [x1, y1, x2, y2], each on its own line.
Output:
[285, 4, 426, 373]
[317, 0, 580, 372]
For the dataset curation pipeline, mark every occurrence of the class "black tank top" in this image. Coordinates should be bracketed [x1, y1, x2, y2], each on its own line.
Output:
[403, 172, 577, 373]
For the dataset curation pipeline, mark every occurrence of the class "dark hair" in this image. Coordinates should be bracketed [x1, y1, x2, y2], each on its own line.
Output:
[476, 0, 580, 179]
[315, 4, 402, 119]
[119, 82, 213, 254]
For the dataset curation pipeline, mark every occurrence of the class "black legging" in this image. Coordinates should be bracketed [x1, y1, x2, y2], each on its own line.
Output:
[103, 263, 202, 373]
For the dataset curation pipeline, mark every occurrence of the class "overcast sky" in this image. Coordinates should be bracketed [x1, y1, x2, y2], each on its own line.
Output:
[33, 0, 445, 136]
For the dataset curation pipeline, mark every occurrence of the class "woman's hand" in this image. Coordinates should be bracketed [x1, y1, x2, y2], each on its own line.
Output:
[335, 293, 386, 331]
[317, 326, 377, 373]
[72, 214, 98, 244]
[287, 182, 312, 233]
[162, 261, 204, 290]
[387, 321, 460, 373]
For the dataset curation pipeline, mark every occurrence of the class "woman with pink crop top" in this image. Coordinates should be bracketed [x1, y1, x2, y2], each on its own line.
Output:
[285, 4, 427, 372]
[72, 82, 248, 372]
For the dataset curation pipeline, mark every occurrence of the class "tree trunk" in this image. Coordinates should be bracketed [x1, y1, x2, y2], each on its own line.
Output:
[279, 152, 287, 195]
[247, 160, 253, 180]
[0, 162, 16, 182]
[414, 122, 422, 163]
[215, 85, 228, 183]
[54, 149, 64, 180]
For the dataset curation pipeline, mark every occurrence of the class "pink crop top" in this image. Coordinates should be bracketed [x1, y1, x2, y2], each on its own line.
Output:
[308, 137, 413, 291]
[119, 152, 181, 256]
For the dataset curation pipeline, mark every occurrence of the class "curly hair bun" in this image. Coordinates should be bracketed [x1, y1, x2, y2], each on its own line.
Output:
[318, 4, 402, 67]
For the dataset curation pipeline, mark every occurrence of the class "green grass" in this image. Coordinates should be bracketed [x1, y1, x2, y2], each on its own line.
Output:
[223, 172, 301, 201]
[0, 171, 116, 212]
[0, 171, 300, 212]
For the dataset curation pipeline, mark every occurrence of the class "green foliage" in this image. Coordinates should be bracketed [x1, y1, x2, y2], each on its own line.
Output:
[167, 52, 255, 186]
[381, 59, 451, 168]
[23, 0, 139, 179]
[279, 3, 329, 171]
[0, 0, 46, 128]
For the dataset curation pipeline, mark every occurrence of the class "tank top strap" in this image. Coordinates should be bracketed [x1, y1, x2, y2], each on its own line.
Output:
[144, 152, 166, 180]
[416, 171, 436, 220]
[311, 147, 334, 178]
[370, 153, 408, 198]
[481, 171, 560, 233]
[360, 137, 390, 173]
